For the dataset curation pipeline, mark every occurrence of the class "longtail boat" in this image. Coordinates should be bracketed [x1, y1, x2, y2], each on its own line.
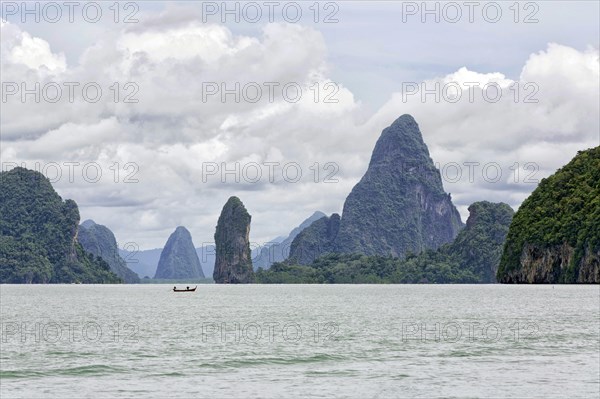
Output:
[173, 286, 197, 292]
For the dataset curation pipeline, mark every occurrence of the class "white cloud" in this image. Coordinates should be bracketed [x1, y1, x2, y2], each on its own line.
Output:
[372, 43, 599, 214]
[1, 21, 66, 74]
[1, 16, 598, 250]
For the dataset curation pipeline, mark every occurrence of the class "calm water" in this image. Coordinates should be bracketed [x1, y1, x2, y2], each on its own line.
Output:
[1, 285, 599, 399]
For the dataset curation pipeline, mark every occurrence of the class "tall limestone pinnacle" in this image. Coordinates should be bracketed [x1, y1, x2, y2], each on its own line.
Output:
[213, 196, 254, 283]
[154, 226, 205, 279]
[334, 114, 463, 257]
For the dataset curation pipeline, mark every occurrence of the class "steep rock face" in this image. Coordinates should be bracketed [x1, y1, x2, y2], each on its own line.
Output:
[498, 147, 600, 283]
[443, 201, 514, 283]
[500, 242, 599, 284]
[578, 247, 600, 283]
[0, 167, 120, 283]
[213, 196, 254, 283]
[154, 226, 205, 279]
[502, 243, 574, 283]
[254, 211, 326, 269]
[500, 243, 599, 284]
[78, 220, 140, 283]
[289, 214, 340, 265]
[334, 114, 463, 257]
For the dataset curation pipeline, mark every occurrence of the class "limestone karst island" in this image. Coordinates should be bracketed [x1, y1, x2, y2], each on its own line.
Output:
[1, 4, 599, 398]
[2, 115, 598, 284]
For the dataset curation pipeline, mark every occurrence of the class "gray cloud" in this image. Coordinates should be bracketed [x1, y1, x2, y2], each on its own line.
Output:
[1, 8, 598, 250]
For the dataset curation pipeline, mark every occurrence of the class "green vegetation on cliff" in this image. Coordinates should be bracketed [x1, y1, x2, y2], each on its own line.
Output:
[334, 114, 464, 257]
[256, 252, 478, 284]
[257, 202, 513, 284]
[0, 168, 121, 283]
[447, 201, 514, 283]
[213, 196, 254, 283]
[498, 147, 600, 283]
[289, 115, 464, 263]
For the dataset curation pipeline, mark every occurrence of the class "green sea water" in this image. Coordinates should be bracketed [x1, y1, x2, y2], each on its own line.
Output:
[1, 285, 598, 398]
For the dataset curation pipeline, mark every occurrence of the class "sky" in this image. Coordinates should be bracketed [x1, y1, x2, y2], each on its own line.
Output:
[1, 1, 599, 250]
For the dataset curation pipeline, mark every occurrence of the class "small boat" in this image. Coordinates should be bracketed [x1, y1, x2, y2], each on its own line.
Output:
[173, 286, 197, 292]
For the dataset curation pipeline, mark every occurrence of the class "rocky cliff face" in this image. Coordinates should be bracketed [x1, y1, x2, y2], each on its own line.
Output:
[154, 226, 205, 279]
[213, 196, 254, 283]
[289, 213, 341, 265]
[502, 242, 572, 283]
[500, 243, 599, 283]
[254, 211, 326, 269]
[0, 167, 120, 283]
[578, 247, 600, 283]
[498, 147, 600, 283]
[78, 220, 140, 283]
[334, 114, 463, 257]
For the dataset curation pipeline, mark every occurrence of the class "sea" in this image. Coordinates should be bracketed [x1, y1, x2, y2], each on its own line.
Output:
[1, 284, 599, 398]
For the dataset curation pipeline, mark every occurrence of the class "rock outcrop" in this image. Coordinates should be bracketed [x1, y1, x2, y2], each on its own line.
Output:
[274, 202, 511, 282]
[79, 220, 140, 283]
[498, 147, 600, 283]
[334, 114, 463, 257]
[213, 196, 254, 283]
[500, 243, 599, 283]
[443, 201, 514, 283]
[154, 226, 205, 279]
[254, 211, 326, 269]
[0, 167, 120, 283]
[289, 214, 340, 265]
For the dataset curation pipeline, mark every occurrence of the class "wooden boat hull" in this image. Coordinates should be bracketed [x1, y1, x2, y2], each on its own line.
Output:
[173, 286, 197, 292]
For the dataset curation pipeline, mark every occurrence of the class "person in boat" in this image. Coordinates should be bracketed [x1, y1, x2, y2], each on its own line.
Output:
[173, 286, 176, 290]
[186, 286, 190, 290]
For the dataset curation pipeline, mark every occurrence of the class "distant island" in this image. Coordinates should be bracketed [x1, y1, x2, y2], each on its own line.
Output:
[154, 226, 206, 280]
[1, 115, 598, 284]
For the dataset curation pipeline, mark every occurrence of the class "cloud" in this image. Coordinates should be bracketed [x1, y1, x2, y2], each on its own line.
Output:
[1, 20, 66, 74]
[1, 16, 598, 250]
[368, 43, 599, 221]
